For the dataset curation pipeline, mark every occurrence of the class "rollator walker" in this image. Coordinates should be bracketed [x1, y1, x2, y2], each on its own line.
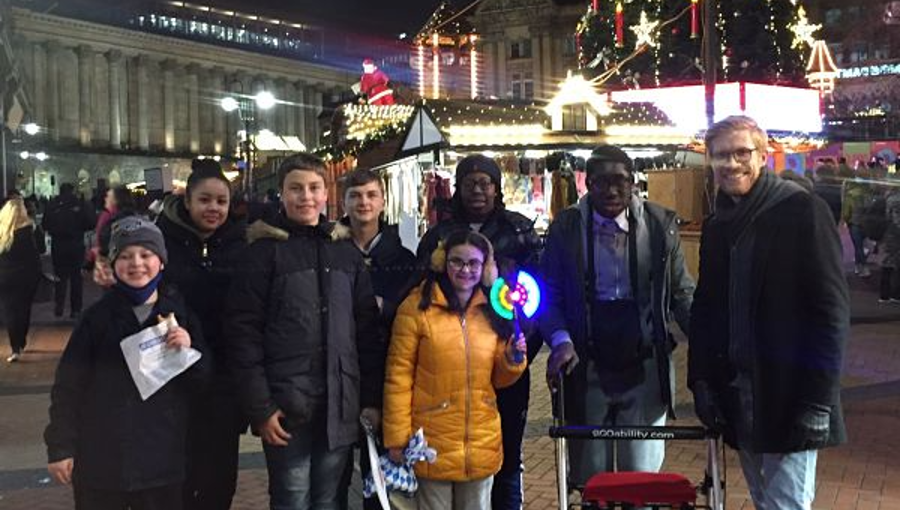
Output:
[549, 377, 725, 510]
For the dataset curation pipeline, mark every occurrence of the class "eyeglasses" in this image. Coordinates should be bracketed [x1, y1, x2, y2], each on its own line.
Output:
[710, 147, 758, 164]
[461, 178, 495, 192]
[447, 257, 484, 272]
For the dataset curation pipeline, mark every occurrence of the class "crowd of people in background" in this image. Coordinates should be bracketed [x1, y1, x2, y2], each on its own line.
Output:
[0, 114, 893, 509]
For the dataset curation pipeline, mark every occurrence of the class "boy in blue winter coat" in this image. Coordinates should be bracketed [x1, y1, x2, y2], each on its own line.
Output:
[44, 216, 210, 510]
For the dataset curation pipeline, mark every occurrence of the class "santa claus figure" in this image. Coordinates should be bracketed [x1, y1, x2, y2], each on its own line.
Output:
[360, 58, 395, 105]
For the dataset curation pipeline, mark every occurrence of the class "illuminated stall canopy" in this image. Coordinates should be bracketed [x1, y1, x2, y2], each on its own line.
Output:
[609, 82, 824, 135]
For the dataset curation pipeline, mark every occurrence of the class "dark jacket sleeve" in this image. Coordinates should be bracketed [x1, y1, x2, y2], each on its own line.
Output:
[538, 213, 576, 344]
[415, 226, 442, 269]
[354, 258, 387, 410]
[667, 225, 694, 336]
[687, 225, 713, 389]
[224, 242, 278, 425]
[44, 317, 95, 462]
[797, 196, 850, 407]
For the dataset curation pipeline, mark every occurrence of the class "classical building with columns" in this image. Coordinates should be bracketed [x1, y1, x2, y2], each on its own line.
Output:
[469, 0, 583, 102]
[7, 2, 354, 197]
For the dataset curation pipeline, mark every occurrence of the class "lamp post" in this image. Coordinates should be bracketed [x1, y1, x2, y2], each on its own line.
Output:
[220, 88, 276, 195]
[19, 149, 48, 196]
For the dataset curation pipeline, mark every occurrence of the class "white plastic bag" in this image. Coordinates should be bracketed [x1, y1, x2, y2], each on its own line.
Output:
[120, 315, 201, 400]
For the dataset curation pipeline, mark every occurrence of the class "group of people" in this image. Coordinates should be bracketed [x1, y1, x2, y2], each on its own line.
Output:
[15, 114, 847, 510]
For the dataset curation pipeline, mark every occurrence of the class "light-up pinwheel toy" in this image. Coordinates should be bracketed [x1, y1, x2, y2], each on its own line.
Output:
[490, 270, 542, 364]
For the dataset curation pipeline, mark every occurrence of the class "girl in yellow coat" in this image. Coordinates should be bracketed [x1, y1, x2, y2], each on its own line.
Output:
[383, 230, 527, 510]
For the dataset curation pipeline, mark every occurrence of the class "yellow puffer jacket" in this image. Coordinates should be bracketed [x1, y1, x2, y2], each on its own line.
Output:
[383, 283, 526, 482]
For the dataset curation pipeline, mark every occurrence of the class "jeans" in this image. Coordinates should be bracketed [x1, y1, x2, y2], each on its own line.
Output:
[263, 417, 350, 510]
[849, 223, 868, 266]
[417, 477, 493, 510]
[738, 449, 818, 510]
[570, 357, 667, 486]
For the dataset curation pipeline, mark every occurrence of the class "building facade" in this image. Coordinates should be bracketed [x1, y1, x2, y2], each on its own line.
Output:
[808, 0, 900, 140]
[469, 0, 583, 102]
[5, 2, 354, 197]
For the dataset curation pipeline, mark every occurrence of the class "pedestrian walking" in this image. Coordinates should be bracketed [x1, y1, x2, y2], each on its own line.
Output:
[879, 185, 900, 302]
[43, 183, 95, 318]
[689, 115, 849, 510]
[224, 153, 385, 510]
[0, 197, 42, 363]
[383, 229, 527, 509]
[88, 185, 136, 266]
[44, 216, 211, 510]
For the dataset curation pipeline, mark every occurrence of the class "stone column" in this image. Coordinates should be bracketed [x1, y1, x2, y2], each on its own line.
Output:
[107, 50, 123, 149]
[136, 55, 150, 151]
[275, 78, 289, 135]
[496, 40, 507, 98]
[32, 43, 47, 128]
[211, 67, 226, 155]
[45, 41, 60, 141]
[162, 60, 176, 152]
[531, 35, 543, 99]
[282, 78, 295, 137]
[186, 63, 201, 154]
[541, 33, 553, 96]
[305, 85, 321, 150]
[294, 81, 307, 146]
[77, 45, 94, 147]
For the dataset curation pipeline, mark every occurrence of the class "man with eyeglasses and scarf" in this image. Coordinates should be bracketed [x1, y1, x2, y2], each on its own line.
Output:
[541, 145, 694, 487]
[416, 154, 541, 510]
[689, 116, 849, 510]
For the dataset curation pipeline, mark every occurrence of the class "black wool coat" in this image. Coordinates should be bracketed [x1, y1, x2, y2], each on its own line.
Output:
[44, 287, 210, 491]
[689, 175, 850, 453]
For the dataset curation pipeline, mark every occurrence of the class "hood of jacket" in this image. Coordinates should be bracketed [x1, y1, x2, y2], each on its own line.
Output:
[159, 194, 244, 245]
[246, 214, 351, 244]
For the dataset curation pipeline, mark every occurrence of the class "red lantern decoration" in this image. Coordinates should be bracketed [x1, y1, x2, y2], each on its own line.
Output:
[691, 0, 700, 39]
[615, 2, 624, 48]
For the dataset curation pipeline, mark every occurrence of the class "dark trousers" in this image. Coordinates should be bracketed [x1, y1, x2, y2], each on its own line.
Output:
[491, 368, 529, 510]
[75, 483, 183, 510]
[52, 252, 83, 315]
[881, 267, 900, 300]
[849, 223, 868, 266]
[0, 280, 37, 353]
[183, 394, 242, 510]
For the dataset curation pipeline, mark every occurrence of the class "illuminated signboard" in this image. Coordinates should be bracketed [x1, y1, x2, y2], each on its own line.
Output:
[609, 82, 822, 134]
[838, 63, 900, 79]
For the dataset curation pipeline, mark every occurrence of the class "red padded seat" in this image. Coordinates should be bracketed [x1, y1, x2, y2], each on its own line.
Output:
[582, 471, 697, 507]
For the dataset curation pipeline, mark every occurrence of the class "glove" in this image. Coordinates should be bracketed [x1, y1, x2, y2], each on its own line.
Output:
[793, 404, 831, 449]
[692, 380, 726, 432]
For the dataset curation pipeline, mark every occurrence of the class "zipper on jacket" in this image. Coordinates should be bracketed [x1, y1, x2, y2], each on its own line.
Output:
[202, 241, 208, 259]
[460, 312, 471, 479]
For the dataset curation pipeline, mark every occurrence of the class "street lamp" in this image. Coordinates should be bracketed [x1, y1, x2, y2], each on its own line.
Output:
[19, 149, 49, 195]
[219, 89, 276, 193]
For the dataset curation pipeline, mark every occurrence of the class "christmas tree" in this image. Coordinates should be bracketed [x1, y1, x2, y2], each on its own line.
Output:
[577, 0, 807, 88]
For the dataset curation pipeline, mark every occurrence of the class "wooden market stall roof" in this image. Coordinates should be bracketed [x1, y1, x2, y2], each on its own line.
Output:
[328, 97, 694, 164]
